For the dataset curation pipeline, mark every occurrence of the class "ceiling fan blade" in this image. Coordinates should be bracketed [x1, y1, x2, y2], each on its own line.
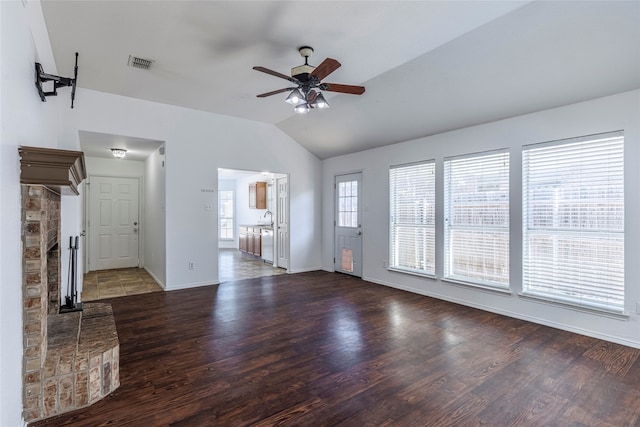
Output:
[322, 83, 365, 95]
[253, 66, 299, 84]
[307, 91, 319, 107]
[256, 87, 296, 98]
[310, 58, 341, 80]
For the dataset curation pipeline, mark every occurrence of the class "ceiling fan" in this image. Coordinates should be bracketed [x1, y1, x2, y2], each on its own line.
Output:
[253, 46, 365, 113]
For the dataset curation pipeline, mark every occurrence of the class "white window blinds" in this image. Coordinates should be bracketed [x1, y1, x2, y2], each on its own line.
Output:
[389, 161, 435, 275]
[444, 151, 510, 288]
[522, 131, 624, 312]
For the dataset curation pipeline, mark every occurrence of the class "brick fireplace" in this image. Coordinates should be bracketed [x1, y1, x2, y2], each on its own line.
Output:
[19, 147, 120, 423]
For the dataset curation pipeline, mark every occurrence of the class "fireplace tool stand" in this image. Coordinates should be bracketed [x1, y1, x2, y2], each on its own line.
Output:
[61, 235, 83, 313]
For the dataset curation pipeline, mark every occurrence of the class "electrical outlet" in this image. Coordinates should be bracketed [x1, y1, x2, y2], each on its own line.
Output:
[188, 261, 195, 270]
[383, 260, 387, 268]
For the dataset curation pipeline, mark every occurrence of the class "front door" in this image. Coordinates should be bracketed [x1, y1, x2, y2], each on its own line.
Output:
[334, 173, 362, 277]
[88, 176, 140, 271]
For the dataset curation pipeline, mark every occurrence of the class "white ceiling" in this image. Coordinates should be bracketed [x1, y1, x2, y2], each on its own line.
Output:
[218, 168, 268, 181]
[42, 1, 640, 160]
[78, 130, 163, 161]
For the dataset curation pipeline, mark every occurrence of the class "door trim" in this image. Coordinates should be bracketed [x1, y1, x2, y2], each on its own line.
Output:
[275, 175, 289, 270]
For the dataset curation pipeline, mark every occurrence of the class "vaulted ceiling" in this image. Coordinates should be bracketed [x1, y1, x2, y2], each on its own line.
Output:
[42, 1, 640, 160]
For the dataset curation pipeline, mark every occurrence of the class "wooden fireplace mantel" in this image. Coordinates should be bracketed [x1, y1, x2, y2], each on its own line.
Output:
[19, 146, 87, 195]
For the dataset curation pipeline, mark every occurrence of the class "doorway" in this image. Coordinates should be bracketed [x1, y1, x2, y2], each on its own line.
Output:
[79, 131, 165, 302]
[334, 172, 363, 277]
[217, 168, 289, 282]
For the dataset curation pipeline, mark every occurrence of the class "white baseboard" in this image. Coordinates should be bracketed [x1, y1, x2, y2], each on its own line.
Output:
[144, 266, 166, 290]
[286, 266, 323, 274]
[166, 280, 219, 291]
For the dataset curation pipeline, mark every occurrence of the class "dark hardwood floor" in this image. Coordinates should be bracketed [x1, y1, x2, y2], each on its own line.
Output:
[31, 271, 640, 426]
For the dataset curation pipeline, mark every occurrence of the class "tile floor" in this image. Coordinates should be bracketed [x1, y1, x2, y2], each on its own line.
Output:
[218, 248, 287, 282]
[82, 249, 286, 301]
[82, 268, 163, 301]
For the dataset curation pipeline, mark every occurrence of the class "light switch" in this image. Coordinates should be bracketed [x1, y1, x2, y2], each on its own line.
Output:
[204, 203, 213, 211]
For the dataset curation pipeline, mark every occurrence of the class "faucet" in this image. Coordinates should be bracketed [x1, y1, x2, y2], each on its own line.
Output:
[263, 210, 273, 227]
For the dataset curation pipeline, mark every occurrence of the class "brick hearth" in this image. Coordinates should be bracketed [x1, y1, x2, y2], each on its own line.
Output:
[22, 185, 120, 422]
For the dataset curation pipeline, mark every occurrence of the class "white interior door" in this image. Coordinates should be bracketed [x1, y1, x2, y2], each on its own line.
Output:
[334, 173, 363, 277]
[276, 176, 289, 269]
[88, 176, 140, 271]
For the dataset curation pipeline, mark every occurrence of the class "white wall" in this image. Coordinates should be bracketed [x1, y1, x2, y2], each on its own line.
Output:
[61, 89, 323, 289]
[144, 146, 166, 287]
[0, 1, 62, 425]
[322, 89, 640, 348]
[85, 156, 145, 177]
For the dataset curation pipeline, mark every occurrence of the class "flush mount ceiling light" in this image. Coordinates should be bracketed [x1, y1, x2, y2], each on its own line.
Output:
[111, 148, 127, 159]
[253, 46, 364, 114]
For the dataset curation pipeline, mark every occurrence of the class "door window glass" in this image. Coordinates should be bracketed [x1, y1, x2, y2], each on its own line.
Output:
[338, 180, 358, 228]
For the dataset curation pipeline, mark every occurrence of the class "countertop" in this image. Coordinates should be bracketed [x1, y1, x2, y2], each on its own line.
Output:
[239, 224, 273, 230]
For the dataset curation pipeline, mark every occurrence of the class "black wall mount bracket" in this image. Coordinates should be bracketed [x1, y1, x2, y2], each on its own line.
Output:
[35, 52, 79, 108]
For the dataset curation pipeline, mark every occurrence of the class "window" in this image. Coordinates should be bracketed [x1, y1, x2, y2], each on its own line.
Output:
[444, 151, 509, 289]
[389, 161, 435, 275]
[219, 190, 234, 240]
[522, 131, 624, 312]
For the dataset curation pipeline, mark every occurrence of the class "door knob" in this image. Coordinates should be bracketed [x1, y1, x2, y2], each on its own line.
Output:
[357, 231, 362, 235]
[134, 221, 138, 225]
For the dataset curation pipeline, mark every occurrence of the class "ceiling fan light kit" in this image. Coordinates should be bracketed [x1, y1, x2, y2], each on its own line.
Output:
[294, 102, 310, 114]
[285, 88, 305, 105]
[311, 91, 329, 109]
[253, 46, 365, 114]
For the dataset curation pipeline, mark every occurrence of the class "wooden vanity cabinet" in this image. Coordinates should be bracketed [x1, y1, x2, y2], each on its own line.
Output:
[252, 232, 261, 256]
[238, 226, 261, 257]
[239, 226, 248, 252]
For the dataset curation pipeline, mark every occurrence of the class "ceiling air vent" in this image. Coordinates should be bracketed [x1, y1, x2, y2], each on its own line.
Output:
[127, 55, 154, 70]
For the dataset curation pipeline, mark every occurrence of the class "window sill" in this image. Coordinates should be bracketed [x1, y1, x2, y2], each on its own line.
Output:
[518, 293, 628, 320]
[387, 267, 435, 280]
[441, 277, 512, 295]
